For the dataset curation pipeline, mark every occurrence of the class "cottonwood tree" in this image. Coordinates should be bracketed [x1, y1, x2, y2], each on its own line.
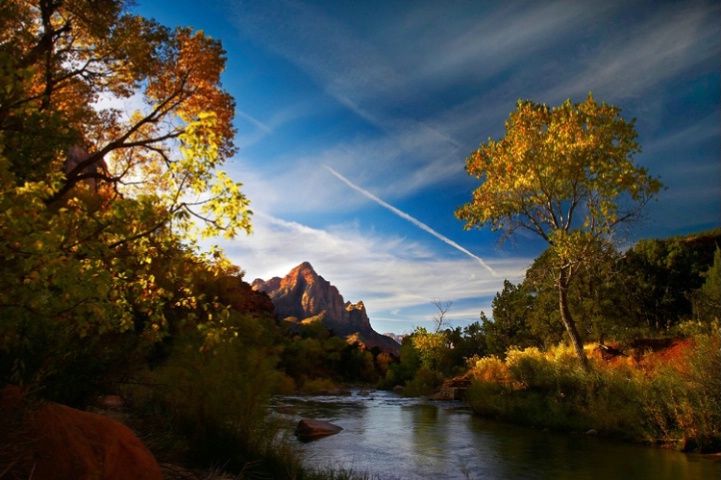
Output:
[1, 0, 249, 236]
[0, 0, 251, 388]
[456, 94, 662, 369]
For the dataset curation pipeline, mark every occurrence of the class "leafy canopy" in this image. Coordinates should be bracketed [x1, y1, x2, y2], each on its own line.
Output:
[456, 93, 663, 255]
[0, 0, 252, 388]
[0, 0, 250, 239]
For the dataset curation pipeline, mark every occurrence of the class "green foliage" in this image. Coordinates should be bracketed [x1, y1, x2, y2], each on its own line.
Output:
[0, 0, 253, 397]
[411, 326, 447, 372]
[126, 313, 282, 471]
[442, 323, 487, 373]
[620, 230, 721, 330]
[692, 246, 721, 323]
[481, 280, 541, 356]
[402, 366, 444, 397]
[380, 336, 421, 389]
[524, 243, 633, 342]
[276, 318, 384, 390]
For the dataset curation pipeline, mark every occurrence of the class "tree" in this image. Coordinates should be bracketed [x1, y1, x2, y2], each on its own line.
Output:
[456, 94, 663, 369]
[620, 232, 720, 330]
[411, 326, 447, 372]
[480, 280, 539, 357]
[1, 0, 249, 238]
[431, 299, 453, 333]
[0, 0, 251, 391]
[693, 247, 721, 323]
[525, 244, 633, 342]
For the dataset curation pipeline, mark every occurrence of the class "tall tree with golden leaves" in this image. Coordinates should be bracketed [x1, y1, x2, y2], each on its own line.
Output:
[456, 94, 663, 368]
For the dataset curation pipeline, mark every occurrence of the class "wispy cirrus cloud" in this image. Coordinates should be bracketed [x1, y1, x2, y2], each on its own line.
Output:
[542, 3, 720, 103]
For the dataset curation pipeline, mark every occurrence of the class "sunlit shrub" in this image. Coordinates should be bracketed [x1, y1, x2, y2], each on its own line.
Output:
[464, 330, 721, 452]
[681, 330, 721, 452]
[465, 380, 509, 417]
[639, 329, 721, 452]
[580, 364, 647, 439]
[505, 347, 557, 390]
[468, 355, 510, 384]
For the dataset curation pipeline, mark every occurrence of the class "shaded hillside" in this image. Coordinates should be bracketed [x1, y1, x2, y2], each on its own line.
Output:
[253, 262, 400, 355]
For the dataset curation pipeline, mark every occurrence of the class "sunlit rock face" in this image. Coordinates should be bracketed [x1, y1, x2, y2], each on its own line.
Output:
[252, 262, 399, 355]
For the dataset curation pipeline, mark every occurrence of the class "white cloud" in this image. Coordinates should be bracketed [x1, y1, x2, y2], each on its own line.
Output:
[215, 212, 530, 333]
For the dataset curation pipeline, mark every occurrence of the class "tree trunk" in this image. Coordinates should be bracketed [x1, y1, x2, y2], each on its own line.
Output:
[557, 268, 589, 371]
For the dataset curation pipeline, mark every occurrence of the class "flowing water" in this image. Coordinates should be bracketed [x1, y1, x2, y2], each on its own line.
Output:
[272, 390, 720, 480]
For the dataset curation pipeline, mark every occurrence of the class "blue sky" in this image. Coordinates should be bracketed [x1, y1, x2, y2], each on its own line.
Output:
[133, 0, 720, 335]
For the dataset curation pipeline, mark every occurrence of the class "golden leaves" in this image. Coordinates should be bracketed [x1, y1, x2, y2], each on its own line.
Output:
[457, 93, 662, 242]
[0, 1, 254, 383]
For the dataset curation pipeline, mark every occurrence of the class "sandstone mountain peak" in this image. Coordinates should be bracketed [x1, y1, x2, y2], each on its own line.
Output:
[252, 262, 399, 355]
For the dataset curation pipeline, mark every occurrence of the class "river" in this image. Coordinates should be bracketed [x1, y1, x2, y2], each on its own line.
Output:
[272, 389, 720, 480]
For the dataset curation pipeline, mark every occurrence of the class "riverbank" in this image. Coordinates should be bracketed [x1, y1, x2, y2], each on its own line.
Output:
[462, 330, 721, 454]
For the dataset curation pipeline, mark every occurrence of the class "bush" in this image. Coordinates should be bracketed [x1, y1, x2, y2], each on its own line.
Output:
[638, 329, 721, 451]
[126, 323, 284, 473]
[402, 367, 443, 397]
[468, 355, 509, 384]
[300, 377, 339, 395]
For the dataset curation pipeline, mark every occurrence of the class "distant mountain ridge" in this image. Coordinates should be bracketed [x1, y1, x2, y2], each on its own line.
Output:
[252, 262, 400, 355]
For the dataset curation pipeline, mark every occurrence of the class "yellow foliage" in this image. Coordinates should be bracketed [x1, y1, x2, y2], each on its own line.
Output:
[468, 355, 510, 384]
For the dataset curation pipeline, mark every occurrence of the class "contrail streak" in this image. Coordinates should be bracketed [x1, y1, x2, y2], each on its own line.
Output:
[324, 165, 497, 276]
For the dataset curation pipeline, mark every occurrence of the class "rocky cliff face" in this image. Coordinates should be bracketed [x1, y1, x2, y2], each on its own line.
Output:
[252, 262, 399, 355]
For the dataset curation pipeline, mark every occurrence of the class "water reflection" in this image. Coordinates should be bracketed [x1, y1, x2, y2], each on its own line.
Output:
[273, 390, 720, 480]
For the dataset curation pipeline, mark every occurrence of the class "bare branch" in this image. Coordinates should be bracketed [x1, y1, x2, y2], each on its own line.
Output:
[431, 299, 453, 333]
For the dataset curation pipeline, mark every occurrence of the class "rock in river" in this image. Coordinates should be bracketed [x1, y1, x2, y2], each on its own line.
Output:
[295, 418, 343, 441]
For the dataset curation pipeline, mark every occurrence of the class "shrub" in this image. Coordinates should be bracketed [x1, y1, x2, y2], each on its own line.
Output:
[126, 323, 283, 472]
[639, 329, 721, 452]
[505, 347, 554, 389]
[468, 355, 510, 384]
[403, 367, 444, 397]
[300, 377, 339, 395]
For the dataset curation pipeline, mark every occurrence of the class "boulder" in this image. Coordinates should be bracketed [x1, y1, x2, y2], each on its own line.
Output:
[0, 385, 163, 480]
[433, 378, 472, 401]
[295, 418, 343, 441]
